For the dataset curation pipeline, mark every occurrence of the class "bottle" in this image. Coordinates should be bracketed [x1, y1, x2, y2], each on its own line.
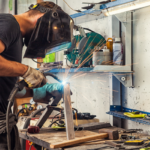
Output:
[113, 38, 123, 65]
[106, 38, 113, 52]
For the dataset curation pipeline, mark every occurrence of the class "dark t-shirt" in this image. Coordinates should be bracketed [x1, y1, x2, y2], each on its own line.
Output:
[0, 14, 23, 113]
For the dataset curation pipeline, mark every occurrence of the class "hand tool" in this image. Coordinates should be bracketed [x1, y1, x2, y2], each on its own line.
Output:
[99, 128, 119, 140]
[124, 112, 147, 118]
[124, 140, 144, 146]
[120, 129, 143, 133]
[27, 126, 40, 134]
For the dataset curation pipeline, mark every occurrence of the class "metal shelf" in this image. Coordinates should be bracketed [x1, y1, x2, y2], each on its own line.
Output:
[107, 105, 150, 125]
[107, 111, 150, 125]
[48, 66, 132, 73]
[70, 0, 135, 19]
[48, 67, 93, 73]
[70, 0, 135, 24]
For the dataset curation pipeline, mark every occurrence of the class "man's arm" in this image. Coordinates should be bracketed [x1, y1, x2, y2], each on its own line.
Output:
[0, 40, 28, 77]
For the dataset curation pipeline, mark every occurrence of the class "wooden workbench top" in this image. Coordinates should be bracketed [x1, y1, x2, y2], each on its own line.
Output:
[19, 129, 102, 150]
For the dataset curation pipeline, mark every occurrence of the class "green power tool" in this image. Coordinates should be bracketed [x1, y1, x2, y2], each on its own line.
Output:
[65, 26, 106, 67]
[47, 26, 106, 68]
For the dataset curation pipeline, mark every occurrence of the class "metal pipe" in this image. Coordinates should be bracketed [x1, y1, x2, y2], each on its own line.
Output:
[15, 0, 17, 15]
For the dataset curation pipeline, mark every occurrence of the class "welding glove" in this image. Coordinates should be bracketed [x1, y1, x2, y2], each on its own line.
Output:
[22, 66, 46, 88]
[33, 83, 63, 104]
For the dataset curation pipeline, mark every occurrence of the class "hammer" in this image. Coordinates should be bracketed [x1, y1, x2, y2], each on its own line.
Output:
[99, 128, 119, 140]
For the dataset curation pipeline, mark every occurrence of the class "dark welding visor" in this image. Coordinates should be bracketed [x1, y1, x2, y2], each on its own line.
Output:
[24, 9, 74, 58]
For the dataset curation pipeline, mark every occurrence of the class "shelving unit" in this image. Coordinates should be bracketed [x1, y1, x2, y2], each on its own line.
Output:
[46, 0, 138, 127]
[107, 105, 150, 125]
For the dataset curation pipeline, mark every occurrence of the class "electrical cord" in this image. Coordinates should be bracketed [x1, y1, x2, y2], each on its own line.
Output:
[16, 108, 26, 117]
[83, 27, 95, 33]
[49, 108, 78, 127]
[49, 119, 62, 127]
[32, 58, 42, 64]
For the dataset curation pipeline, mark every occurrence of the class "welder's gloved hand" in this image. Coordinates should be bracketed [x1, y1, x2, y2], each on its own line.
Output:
[22, 66, 46, 88]
[33, 83, 63, 104]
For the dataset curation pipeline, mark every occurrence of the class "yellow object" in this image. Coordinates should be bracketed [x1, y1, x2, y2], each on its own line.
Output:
[125, 140, 144, 145]
[32, 4, 37, 8]
[125, 140, 143, 143]
[24, 79, 33, 88]
[106, 38, 113, 52]
[29, 142, 33, 146]
[140, 148, 150, 150]
[75, 112, 78, 126]
[124, 112, 147, 118]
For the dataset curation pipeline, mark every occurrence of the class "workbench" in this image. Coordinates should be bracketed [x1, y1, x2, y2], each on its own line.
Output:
[19, 128, 149, 150]
[19, 129, 106, 150]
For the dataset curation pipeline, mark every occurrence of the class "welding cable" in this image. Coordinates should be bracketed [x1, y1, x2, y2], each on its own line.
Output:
[6, 87, 19, 150]
[6, 80, 27, 150]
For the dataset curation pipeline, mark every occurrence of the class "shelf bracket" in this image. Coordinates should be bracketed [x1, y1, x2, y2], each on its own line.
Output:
[112, 72, 133, 88]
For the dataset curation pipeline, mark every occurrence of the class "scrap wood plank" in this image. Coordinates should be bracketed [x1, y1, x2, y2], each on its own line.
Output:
[19, 130, 99, 145]
[50, 133, 108, 149]
[63, 84, 75, 140]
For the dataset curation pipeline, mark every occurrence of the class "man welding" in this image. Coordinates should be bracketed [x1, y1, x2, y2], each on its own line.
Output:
[0, 1, 74, 150]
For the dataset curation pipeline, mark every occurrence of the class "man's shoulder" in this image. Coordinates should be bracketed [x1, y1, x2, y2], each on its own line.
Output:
[0, 13, 19, 29]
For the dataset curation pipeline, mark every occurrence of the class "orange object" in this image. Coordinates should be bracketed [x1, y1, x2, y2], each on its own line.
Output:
[106, 38, 113, 52]
[75, 112, 78, 126]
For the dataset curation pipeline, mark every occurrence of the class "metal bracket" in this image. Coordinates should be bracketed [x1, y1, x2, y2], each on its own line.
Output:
[115, 12, 127, 23]
[113, 72, 133, 88]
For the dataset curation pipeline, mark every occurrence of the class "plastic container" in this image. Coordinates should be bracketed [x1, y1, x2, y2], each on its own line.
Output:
[106, 38, 113, 52]
[43, 53, 55, 63]
[113, 38, 123, 65]
[92, 50, 112, 66]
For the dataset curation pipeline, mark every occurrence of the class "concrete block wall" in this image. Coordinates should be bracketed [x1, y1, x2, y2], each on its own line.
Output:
[122, 6, 150, 133]
[56, 0, 150, 130]
[50, 0, 113, 122]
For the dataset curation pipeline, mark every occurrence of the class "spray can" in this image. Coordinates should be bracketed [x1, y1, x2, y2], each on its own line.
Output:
[113, 38, 123, 65]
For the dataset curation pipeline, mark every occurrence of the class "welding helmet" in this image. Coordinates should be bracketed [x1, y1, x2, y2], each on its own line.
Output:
[24, 4, 74, 58]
